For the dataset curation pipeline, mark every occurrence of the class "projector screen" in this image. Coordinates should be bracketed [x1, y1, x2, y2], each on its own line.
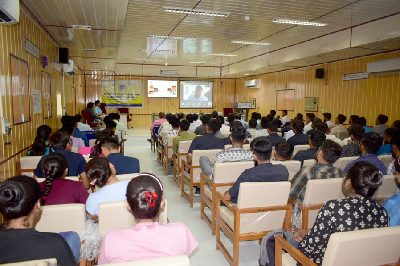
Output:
[147, 80, 177, 98]
[179, 80, 213, 109]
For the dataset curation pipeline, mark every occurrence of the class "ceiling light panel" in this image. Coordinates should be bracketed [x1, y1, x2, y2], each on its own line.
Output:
[188, 62, 205, 64]
[163, 7, 229, 17]
[148, 35, 196, 41]
[71, 25, 92, 30]
[204, 53, 237, 56]
[139, 49, 177, 54]
[230, 41, 272, 45]
[89, 61, 100, 63]
[273, 19, 328, 27]
[83, 49, 97, 51]
[135, 59, 165, 62]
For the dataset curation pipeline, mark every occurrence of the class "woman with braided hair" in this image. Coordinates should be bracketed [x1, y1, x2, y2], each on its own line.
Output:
[97, 173, 198, 264]
[27, 125, 53, 156]
[39, 153, 88, 206]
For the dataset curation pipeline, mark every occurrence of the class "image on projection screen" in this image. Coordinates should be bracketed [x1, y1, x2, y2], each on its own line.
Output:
[147, 80, 177, 98]
[179, 80, 213, 108]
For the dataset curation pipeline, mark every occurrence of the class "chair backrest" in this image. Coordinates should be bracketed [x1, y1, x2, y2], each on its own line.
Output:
[102, 256, 190, 266]
[292, 145, 310, 157]
[162, 131, 167, 140]
[177, 140, 192, 153]
[115, 130, 122, 142]
[247, 138, 254, 143]
[322, 226, 400, 266]
[1, 259, 58, 266]
[117, 173, 139, 182]
[167, 136, 175, 147]
[271, 160, 301, 181]
[98, 199, 168, 235]
[71, 146, 79, 153]
[213, 161, 254, 184]
[333, 156, 359, 170]
[303, 159, 316, 167]
[191, 149, 222, 167]
[89, 139, 96, 147]
[335, 131, 349, 140]
[34, 203, 86, 233]
[153, 126, 160, 142]
[377, 154, 393, 168]
[283, 132, 287, 139]
[303, 178, 344, 205]
[18, 156, 42, 177]
[81, 110, 95, 126]
[85, 157, 92, 163]
[374, 175, 397, 199]
[224, 144, 251, 150]
[100, 103, 106, 113]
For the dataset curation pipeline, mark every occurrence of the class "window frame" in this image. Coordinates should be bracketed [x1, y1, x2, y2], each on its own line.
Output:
[10, 55, 31, 125]
[41, 71, 52, 119]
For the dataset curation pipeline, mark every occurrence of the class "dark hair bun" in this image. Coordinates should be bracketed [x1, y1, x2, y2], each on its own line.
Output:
[0, 183, 21, 207]
[362, 169, 383, 189]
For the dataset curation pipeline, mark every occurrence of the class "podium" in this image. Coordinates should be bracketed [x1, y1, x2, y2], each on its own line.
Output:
[233, 103, 252, 122]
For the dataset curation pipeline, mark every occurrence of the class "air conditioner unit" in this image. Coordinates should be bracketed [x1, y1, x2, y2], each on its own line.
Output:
[63, 60, 75, 75]
[0, 0, 19, 25]
[367, 57, 400, 75]
[245, 79, 260, 88]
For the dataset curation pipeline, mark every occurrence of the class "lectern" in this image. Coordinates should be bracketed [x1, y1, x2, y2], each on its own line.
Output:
[233, 102, 252, 122]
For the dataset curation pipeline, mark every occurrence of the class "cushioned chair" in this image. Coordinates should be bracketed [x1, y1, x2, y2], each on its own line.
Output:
[34, 203, 86, 234]
[98, 199, 168, 235]
[71, 147, 79, 153]
[302, 159, 316, 167]
[163, 136, 176, 175]
[100, 103, 106, 114]
[89, 139, 96, 147]
[116, 173, 139, 182]
[283, 132, 287, 139]
[173, 140, 193, 188]
[81, 110, 99, 128]
[223, 108, 233, 117]
[181, 149, 222, 207]
[275, 226, 400, 266]
[333, 156, 359, 171]
[151, 126, 160, 153]
[16, 156, 42, 177]
[223, 144, 251, 150]
[335, 131, 350, 141]
[271, 161, 301, 181]
[292, 145, 310, 158]
[200, 161, 254, 235]
[1, 259, 57, 266]
[378, 154, 393, 168]
[374, 175, 397, 202]
[101, 255, 190, 266]
[216, 182, 292, 266]
[296, 178, 344, 230]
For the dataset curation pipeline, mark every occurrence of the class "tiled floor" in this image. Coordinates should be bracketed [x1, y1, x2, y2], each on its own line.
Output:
[124, 128, 261, 266]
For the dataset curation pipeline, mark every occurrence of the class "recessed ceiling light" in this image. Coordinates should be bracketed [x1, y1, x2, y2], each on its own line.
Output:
[89, 61, 99, 63]
[243, 74, 250, 75]
[148, 35, 196, 41]
[230, 41, 271, 45]
[139, 49, 177, 54]
[273, 19, 327, 27]
[83, 49, 97, 52]
[204, 53, 237, 57]
[71, 25, 92, 30]
[163, 7, 229, 17]
[188, 61, 205, 64]
[135, 59, 165, 62]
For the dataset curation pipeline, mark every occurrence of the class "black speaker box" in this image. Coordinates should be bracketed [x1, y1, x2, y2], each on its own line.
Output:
[315, 68, 324, 79]
[59, 48, 69, 64]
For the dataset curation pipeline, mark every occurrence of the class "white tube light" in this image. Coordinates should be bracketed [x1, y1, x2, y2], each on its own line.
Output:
[148, 35, 196, 41]
[163, 7, 229, 17]
[204, 53, 237, 56]
[230, 41, 272, 45]
[139, 49, 177, 54]
[273, 19, 328, 26]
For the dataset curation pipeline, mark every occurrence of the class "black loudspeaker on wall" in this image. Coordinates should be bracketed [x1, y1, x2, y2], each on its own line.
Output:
[315, 68, 324, 79]
[59, 48, 69, 64]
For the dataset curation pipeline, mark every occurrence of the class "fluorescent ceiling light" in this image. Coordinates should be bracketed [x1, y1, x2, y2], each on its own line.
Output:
[89, 61, 99, 63]
[188, 61, 205, 64]
[273, 19, 327, 26]
[139, 49, 177, 54]
[71, 25, 91, 30]
[83, 49, 97, 51]
[243, 74, 249, 75]
[230, 41, 271, 45]
[135, 59, 165, 62]
[148, 35, 196, 41]
[163, 7, 229, 17]
[204, 53, 237, 57]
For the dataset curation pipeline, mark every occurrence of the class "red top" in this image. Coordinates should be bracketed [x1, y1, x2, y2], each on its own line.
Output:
[40, 178, 89, 205]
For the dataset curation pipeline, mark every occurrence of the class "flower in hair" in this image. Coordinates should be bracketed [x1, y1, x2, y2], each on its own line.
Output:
[42, 197, 47, 200]
[90, 178, 97, 186]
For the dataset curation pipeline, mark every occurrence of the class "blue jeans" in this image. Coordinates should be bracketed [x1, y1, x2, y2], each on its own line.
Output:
[59, 231, 81, 261]
[288, 237, 300, 248]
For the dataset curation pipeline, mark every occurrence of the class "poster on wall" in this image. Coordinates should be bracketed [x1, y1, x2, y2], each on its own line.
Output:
[101, 79, 143, 107]
[32, 89, 42, 114]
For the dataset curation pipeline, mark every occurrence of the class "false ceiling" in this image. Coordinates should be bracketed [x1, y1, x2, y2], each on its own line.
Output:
[21, 0, 400, 77]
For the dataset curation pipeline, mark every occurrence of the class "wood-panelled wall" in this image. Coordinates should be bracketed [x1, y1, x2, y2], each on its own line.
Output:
[0, 7, 85, 181]
[85, 72, 236, 127]
[236, 51, 400, 126]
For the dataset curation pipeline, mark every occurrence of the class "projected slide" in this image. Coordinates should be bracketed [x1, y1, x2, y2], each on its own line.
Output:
[147, 80, 177, 98]
[179, 80, 213, 108]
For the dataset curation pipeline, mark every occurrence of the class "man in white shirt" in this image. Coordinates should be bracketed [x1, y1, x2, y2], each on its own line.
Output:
[323, 112, 335, 127]
[217, 116, 230, 133]
[187, 85, 209, 101]
[280, 110, 290, 126]
[111, 113, 126, 140]
[74, 114, 93, 131]
[303, 113, 315, 134]
[255, 117, 270, 138]
[330, 114, 347, 135]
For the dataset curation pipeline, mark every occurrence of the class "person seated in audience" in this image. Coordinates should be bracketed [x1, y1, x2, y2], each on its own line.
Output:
[40, 153, 89, 205]
[194, 114, 211, 135]
[272, 141, 291, 161]
[348, 115, 360, 128]
[286, 117, 304, 139]
[85, 157, 130, 222]
[95, 118, 119, 143]
[373, 114, 389, 138]
[74, 114, 94, 132]
[260, 161, 389, 266]
[61, 115, 88, 146]
[252, 112, 262, 129]
[150, 112, 167, 132]
[287, 120, 309, 153]
[34, 131, 89, 189]
[343, 132, 387, 174]
[280, 109, 290, 126]
[223, 121, 251, 145]
[306, 117, 321, 136]
[0, 176, 79, 264]
[60, 126, 85, 150]
[296, 113, 304, 123]
[101, 137, 140, 175]
[387, 137, 400, 175]
[341, 124, 364, 157]
[224, 137, 289, 204]
[248, 119, 257, 137]
[255, 116, 270, 137]
[186, 114, 195, 132]
[358, 117, 374, 133]
[313, 121, 344, 145]
[292, 131, 326, 166]
[200, 127, 254, 178]
[289, 139, 343, 202]
[79, 134, 108, 159]
[392, 120, 400, 130]
[329, 114, 347, 135]
[28, 125, 53, 156]
[111, 113, 126, 140]
[376, 128, 400, 156]
[94, 100, 105, 116]
[266, 119, 286, 146]
[84, 102, 101, 122]
[303, 113, 315, 133]
[177, 112, 185, 120]
[322, 112, 335, 127]
[214, 121, 226, 139]
[172, 119, 197, 154]
[235, 113, 249, 129]
[226, 113, 235, 127]
[217, 115, 230, 133]
[383, 158, 400, 226]
[97, 173, 198, 264]
[192, 113, 201, 126]
[163, 115, 180, 147]
[270, 110, 276, 120]
[157, 113, 173, 138]
[211, 110, 218, 118]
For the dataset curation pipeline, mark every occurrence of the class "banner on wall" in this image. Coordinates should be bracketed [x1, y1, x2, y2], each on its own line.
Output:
[32, 89, 42, 114]
[101, 79, 143, 107]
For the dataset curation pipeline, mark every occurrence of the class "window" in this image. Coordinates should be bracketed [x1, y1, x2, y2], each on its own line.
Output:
[41, 71, 51, 118]
[276, 89, 295, 111]
[11, 56, 30, 124]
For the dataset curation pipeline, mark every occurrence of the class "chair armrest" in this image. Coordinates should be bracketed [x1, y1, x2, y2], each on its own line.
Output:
[288, 199, 295, 206]
[237, 204, 292, 215]
[201, 172, 214, 187]
[298, 202, 325, 211]
[275, 235, 317, 266]
[216, 191, 239, 212]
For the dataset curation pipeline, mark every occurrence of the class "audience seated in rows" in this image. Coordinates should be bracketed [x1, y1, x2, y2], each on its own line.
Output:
[322, 112, 335, 127]
[293, 131, 326, 166]
[272, 141, 291, 161]
[27, 125, 53, 156]
[289, 139, 343, 202]
[314, 121, 343, 145]
[199, 127, 253, 178]
[60, 125, 85, 150]
[178, 112, 185, 120]
[34, 131, 89, 189]
[373, 114, 389, 137]
[158, 113, 174, 138]
[111, 113, 126, 140]
[266, 119, 286, 146]
[0, 176, 79, 264]
[329, 114, 347, 135]
[341, 124, 364, 157]
[387, 136, 400, 175]
[40, 153, 88, 206]
[358, 117, 374, 133]
[287, 120, 309, 153]
[280, 110, 290, 126]
[383, 158, 400, 226]
[305, 117, 321, 136]
[150, 112, 167, 132]
[224, 137, 289, 204]
[255, 116, 270, 138]
[172, 119, 197, 153]
[163, 115, 180, 147]
[194, 114, 211, 135]
[214, 117, 227, 139]
[287, 117, 305, 139]
[234, 113, 249, 129]
[97, 173, 198, 264]
[95, 116, 119, 143]
[74, 114, 93, 132]
[348, 115, 360, 128]
[211, 110, 218, 119]
[84, 102, 101, 123]
[78, 134, 107, 159]
[217, 115, 230, 133]
[376, 128, 399, 156]
[94, 100, 105, 116]
[303, 113, 315, 133]
[222, 121, 251, 145]
[251, 112, 262, 130]
[248, 119, 257, 137]
[61, 115, 88, 147]
[343, 132, 387, 174]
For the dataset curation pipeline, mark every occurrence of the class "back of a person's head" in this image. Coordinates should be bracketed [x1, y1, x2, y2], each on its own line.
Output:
[30, 125, 52, 156]
[358, 117, 367, 126]
[101, 137, 119, 151]
[165, 113, 173, 122]
[384, 128, 400, 140]
[296, 113, 303, 120]
[377, 114, 388, 125]
[103, 115, 112, 124]
[90, 134, 111, 158]
[61, 115, 76, 127]
[186, 114, 193, 123]
[310, 131, 326, 148]
[337, 114, 347, 124]
[159, 112, 165, 118]
[345, 161, 384, 198]
[87, 102, 94, 108]
[361, 132, 382, 154]
[251, 112, 259, 120]
[211, 111, 218, 118]
[101, 129, 115, 138]
[293, 120, 304, 133]
[391, 136, 400, 151]
[312, 117, 322, 127]
[275, 141, 291, 158]
[261, 116, 270, 129]
[207, 119, 220, 134]
[216, 116, 224, 126]
[85, 157, 112, 187]
[231, 127, 246, 144]
[60, 125, 74, 136]
[169, 115, 180, 128]
[0, 176, 42, 222]
[282, 110, 288, 115]
[201, 114, 211, 125]
[350, 115, 360, 124]
[249, 119, 257, 129]
[111, 113, 120, 120]
[177, 113, 184, 120]
[74, 114, 83, 122]
[105, 120, 117, 130]
[392, 120, 400, 130]
[227, 114, 235, 123]
[267, 119, 280, 132]
[95, 100, 100, 105]
[323, 113, 331, 120]
[230, 121, 243, 130]
[315, 121, 328, 134]
[179, 119, 190, 131]
[251, 136, 273, 161]
[42, 153, 68, 203]
[192, 113, 198, 121]
[349, 124, 365, 141]
[320, 139, 342, 164]
[50, 131, 70, 150]
[306, 113, 315, 120]
[126, 173, 164, 220]
[270, 110, 276, 117]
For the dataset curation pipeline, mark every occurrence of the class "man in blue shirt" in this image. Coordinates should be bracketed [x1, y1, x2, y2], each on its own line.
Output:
[293, 131, 326, 167]
[358, 117, 374, 134]
[343, 132, 387, 174]
[287, 120, 309, 154]
[101, 137, 140, 175]
[266, 119, 286, 146]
